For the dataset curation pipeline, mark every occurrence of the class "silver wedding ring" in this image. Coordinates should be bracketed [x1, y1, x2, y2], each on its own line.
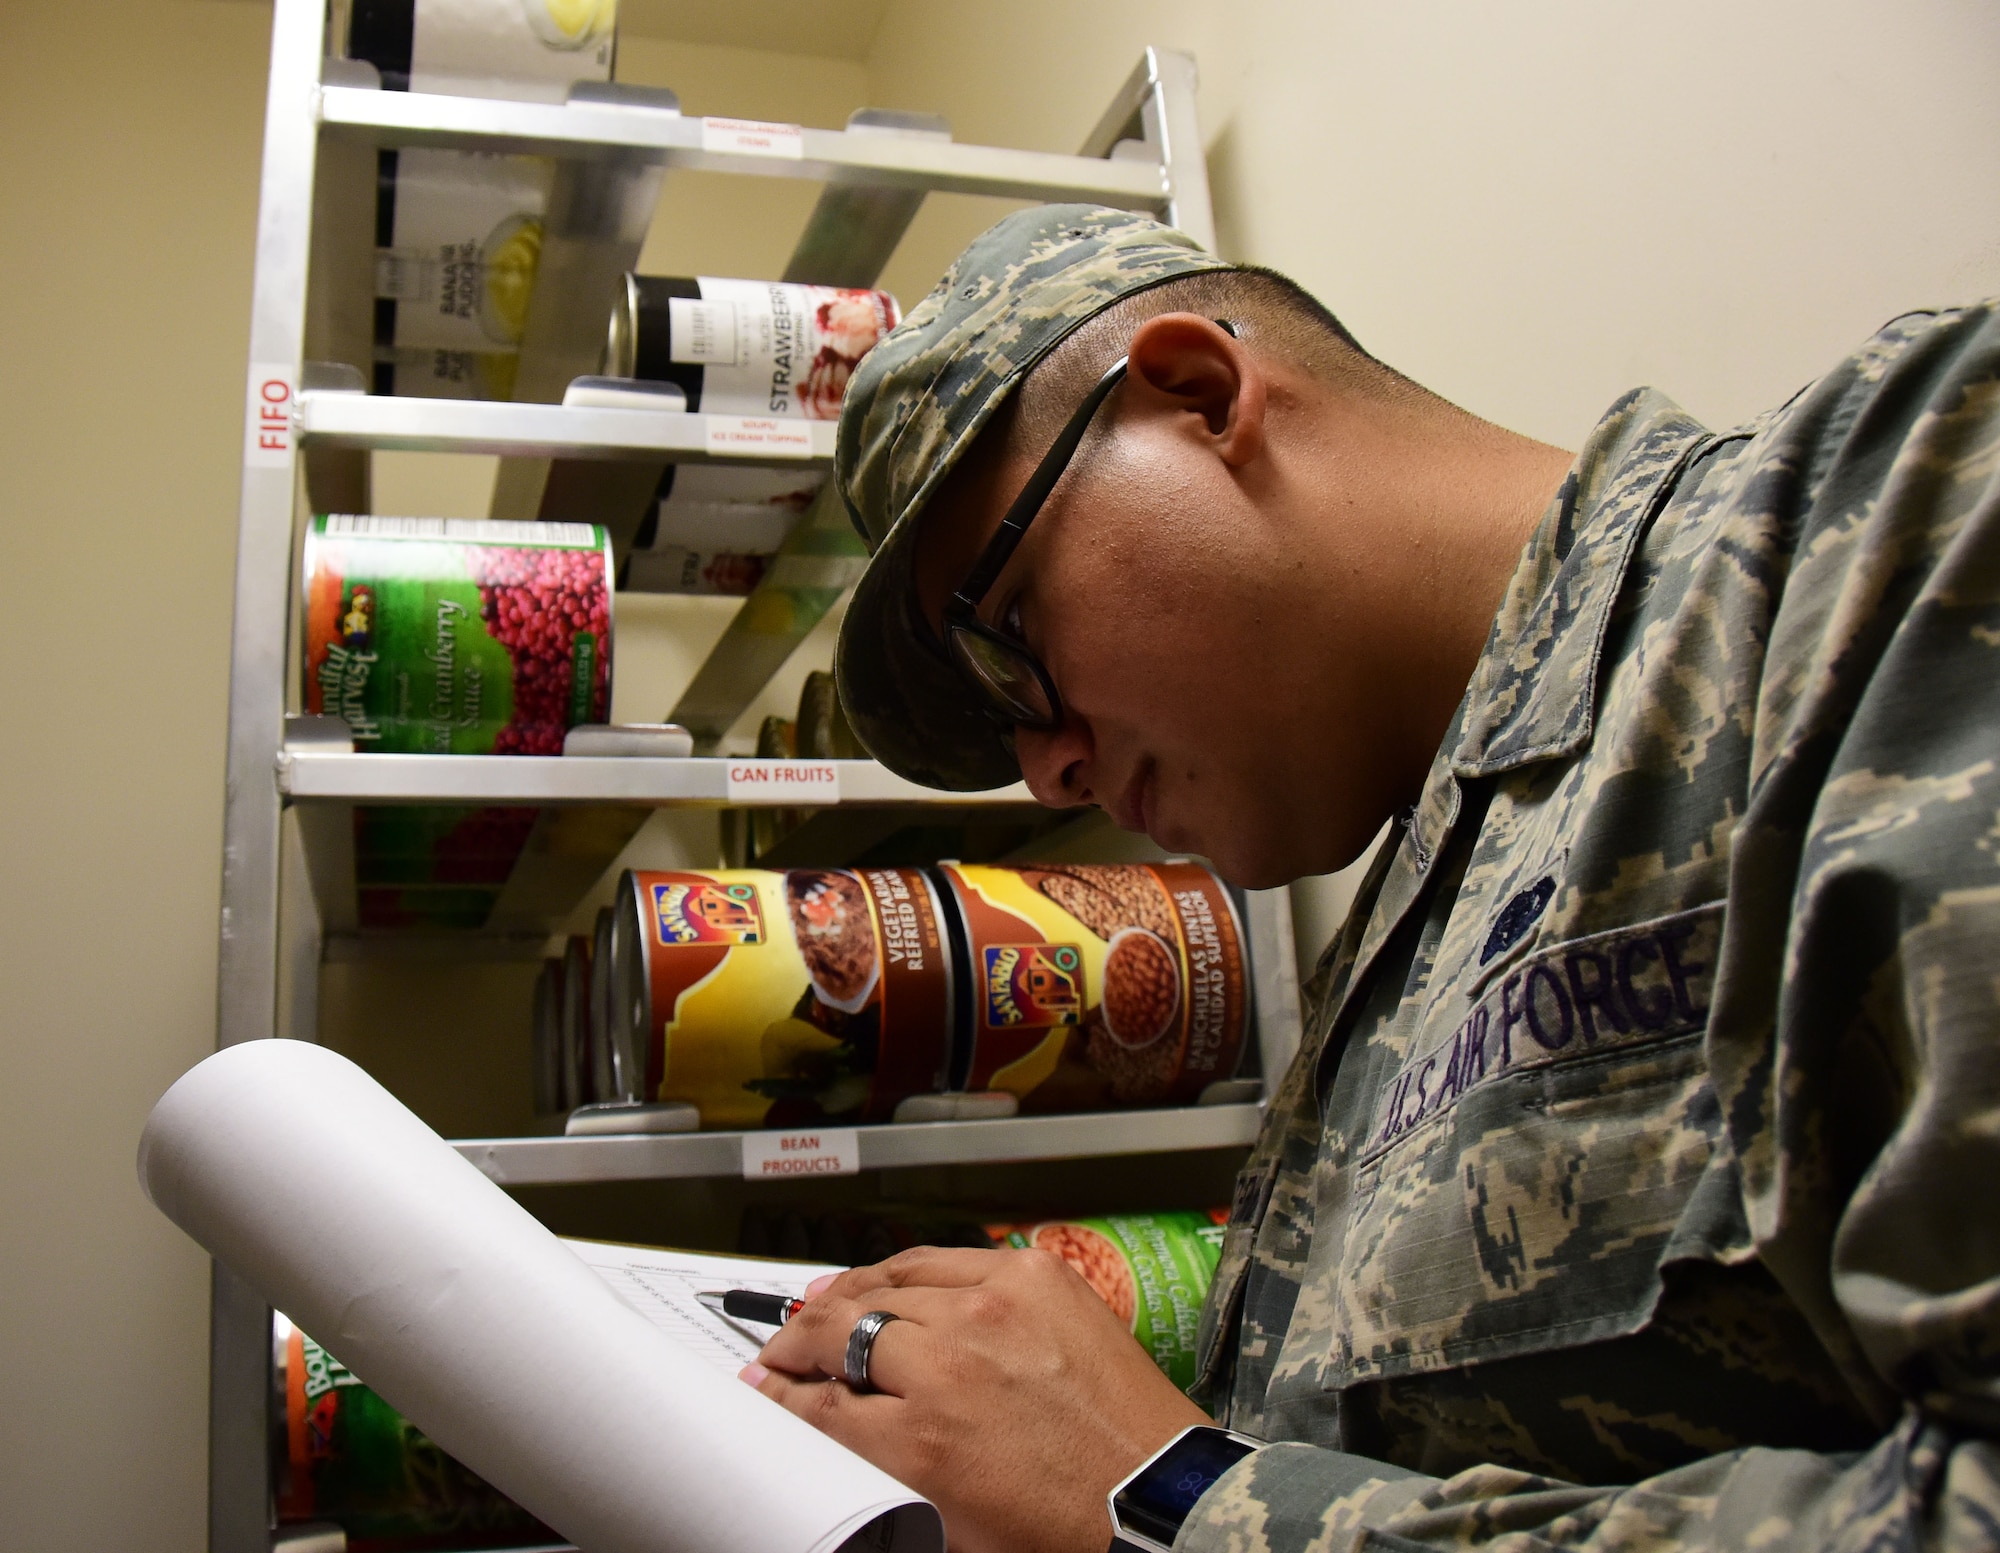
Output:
[844, 1309, 900, 1392]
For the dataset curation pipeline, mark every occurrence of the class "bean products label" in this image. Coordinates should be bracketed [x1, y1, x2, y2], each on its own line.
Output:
[626, 867, 952, 1130]
[741, 1128, 860, 1179]
[939, 863, 1250, 1112]
[302, 516, 612, 755]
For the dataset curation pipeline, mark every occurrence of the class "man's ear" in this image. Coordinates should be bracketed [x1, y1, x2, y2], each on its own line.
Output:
[1124, 312, 1265, 468]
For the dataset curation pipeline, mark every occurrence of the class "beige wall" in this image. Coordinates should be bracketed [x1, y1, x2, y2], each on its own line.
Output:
[862, 0, 2000, 969]
[5, 1, 1998, 1547]
[0, 2, 270, 1547]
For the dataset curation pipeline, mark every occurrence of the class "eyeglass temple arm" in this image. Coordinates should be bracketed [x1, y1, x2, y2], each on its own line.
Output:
[953, 355, 1131, 609]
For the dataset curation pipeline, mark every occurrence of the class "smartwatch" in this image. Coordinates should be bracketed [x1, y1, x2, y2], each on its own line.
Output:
[1106, 1425, 1262, 1552]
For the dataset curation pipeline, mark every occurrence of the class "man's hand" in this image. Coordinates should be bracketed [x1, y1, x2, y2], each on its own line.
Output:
[743, 1245, 1211, 1553]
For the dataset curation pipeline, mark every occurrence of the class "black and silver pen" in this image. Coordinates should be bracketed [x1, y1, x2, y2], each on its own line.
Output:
[697, 1288, 806, 1326]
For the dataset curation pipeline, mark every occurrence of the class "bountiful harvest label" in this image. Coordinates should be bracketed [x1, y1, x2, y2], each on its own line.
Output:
[726, 760, 841, 804]
[742, 1128, 861, 1179]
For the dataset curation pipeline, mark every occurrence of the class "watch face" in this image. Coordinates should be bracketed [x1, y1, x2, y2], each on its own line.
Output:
[1113, 1429, 1258, 1547]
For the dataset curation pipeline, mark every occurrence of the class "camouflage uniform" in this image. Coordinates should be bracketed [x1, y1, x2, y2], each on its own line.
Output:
[826, 202, 2000, 1551]
[1185, 303, 2000, 1552]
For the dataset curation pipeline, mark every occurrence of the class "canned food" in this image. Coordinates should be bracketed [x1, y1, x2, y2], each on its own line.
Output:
[303, 515, 613, 755]
[606, 276, 900, 419]
[936, 863, 1250, 1112]
[274, 1314, 553, 1551]
[619, 465, 823, 596]
[353, 804, 539, 929]
[531, 955, 563, 1115]
[588, 905, 624, 1103]
[984, 1212, 1226, 1388]
[347, 0, 617, 102]
[560, 932, 591, 1110]
[372, 346, 520, 401]
[373, 149, 553, 355]
[612, 867, 953, 1129]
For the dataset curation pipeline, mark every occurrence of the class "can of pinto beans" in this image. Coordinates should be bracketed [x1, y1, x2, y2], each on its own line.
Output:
[984, 1211, 1227, 1389]
[934, 863, 1251, 1112]
[610, 867, 955, 1129]
[302, 515, 613, 755]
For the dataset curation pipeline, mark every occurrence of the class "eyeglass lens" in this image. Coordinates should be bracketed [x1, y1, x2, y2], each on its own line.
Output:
[948, 624, 1057, 725]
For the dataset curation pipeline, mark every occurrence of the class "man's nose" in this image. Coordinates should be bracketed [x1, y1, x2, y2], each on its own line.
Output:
[1014, 721, 1095, 809]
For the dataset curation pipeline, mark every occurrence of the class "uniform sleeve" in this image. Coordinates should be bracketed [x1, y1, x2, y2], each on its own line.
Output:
[1178, 302, 2000, 1553]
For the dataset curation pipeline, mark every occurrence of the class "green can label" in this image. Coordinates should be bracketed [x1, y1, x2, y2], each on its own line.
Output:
[989, 1211, 1226, 1389]
[304, 515, 611, 755]
[280, 1323, 552, 1551]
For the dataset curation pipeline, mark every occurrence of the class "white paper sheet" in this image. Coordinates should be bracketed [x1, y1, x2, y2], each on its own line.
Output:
[139, 1041, 941, 1553]
[571, 1242, 835, 1370]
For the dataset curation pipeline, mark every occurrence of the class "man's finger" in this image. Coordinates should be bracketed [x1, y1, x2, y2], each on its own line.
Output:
[817, 1244, 1008, 1301]
[742, 1361, 904, 1459]
[757, 1290, 943, 1395]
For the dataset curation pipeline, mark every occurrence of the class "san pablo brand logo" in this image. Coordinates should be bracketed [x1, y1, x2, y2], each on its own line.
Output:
[651, 879, 765, 947]
[982, 943, 1083, 1029]
[316, 583, 381, 742]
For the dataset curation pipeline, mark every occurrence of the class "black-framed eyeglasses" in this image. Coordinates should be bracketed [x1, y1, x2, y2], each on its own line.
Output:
[940, 355, 1131, 731]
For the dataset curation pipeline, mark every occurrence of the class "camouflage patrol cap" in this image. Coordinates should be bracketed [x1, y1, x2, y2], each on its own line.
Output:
[832, 204, 1233, 790]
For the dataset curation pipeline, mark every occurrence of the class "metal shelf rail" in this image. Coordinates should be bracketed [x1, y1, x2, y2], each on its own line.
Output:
[213, 5, 1265, 1551]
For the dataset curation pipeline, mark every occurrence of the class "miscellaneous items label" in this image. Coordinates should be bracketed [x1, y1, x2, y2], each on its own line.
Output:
[701, 116, 806, 157]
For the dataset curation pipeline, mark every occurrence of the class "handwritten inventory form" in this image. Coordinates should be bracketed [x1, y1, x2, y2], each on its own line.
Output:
[564, 1240, 840, 1370]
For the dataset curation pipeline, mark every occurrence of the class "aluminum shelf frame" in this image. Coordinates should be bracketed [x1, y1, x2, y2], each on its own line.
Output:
[297, 388, 840, 463]
[455, 1103, 1264, 1187]
[215, 8, 1242, 1549]
[279, 750, 1036, 806]
[319, 85, 1172, 209]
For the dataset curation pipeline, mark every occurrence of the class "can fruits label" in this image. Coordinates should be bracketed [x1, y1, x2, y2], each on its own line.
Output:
[277, 1319, 553, 1550]
[986, 1211, 1227, 1389]
[938, 863, 1249, 1110]
[618, 867, 952, 1129]
[611, 275, 899, 419]
[303, 515, 612, 755]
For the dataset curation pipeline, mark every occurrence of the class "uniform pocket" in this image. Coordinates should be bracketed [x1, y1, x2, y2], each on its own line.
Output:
[1270, 903, 1749, 1397]
[1191, 1156, 1279, 1405]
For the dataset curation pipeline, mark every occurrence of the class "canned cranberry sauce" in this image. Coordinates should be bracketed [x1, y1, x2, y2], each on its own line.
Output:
[303, 515, 614, 930]
[601, 863, 1252, 1130]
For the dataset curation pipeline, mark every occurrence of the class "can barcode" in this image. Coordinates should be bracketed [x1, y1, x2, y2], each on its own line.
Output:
[320, 515, 599, 547]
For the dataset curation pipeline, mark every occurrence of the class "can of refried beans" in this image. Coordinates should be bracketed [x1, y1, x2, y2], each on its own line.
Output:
[610, 867, 955, 1129]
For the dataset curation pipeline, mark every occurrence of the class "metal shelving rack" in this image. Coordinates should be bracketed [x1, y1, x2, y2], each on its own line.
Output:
[217, 5, 1298, 1551]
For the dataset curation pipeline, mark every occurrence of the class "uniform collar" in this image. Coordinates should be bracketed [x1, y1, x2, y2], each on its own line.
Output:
[1450, 388, 1711, 779]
